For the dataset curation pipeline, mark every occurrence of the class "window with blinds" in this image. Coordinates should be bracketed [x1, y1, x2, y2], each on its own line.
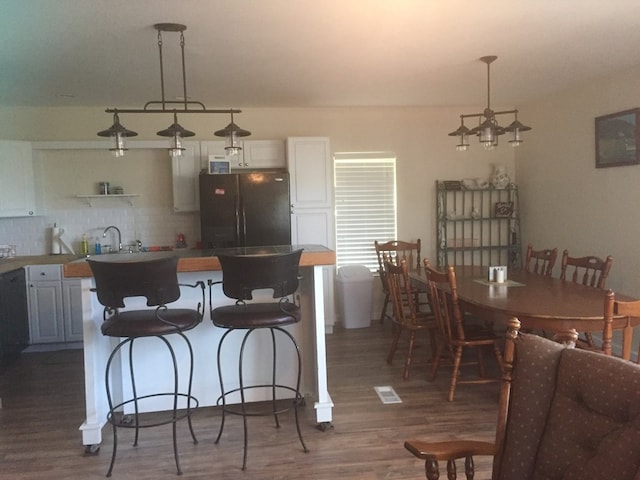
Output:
[334, 153, 397, 271]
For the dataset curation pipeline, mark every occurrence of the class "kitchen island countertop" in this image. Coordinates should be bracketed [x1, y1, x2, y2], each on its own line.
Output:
[63, 244, 335, 277]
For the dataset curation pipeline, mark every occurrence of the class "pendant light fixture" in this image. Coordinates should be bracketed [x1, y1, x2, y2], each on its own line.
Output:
[97, 23, 249, 157]
[449, 56, 531, 151]
[214, 111, 251, 157]
[96, 111, 138, 157]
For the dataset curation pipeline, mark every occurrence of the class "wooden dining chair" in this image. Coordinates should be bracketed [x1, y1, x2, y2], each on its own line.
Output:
[560, 249, 613, 289]
[423, 259, 504, 401]
[560, 249, 613, 347]
[375, 239, 422, 323]
[384, 257, 436, 380]
[603, 289, 640, 363]
[523, 244, 558, 276]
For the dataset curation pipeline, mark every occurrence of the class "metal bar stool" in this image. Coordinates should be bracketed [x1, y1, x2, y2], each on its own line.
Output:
[210, 249, 309, 470]
[88, 254, 205, 477]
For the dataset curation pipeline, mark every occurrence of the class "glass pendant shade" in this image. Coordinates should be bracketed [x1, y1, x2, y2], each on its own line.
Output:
[448, 121, 471, 151]
[504, 118, 531, 147]
[157, 112, 195, 157]
[97, 112, 138, 157]
[214, 114, 251, 156]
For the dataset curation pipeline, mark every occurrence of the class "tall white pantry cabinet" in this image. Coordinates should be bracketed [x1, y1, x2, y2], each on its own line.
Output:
[287, 137, 336, 332]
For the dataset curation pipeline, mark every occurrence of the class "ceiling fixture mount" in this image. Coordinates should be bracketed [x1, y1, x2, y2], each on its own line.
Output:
[97, 23, 250, 157]
[449, 55, 531, 151]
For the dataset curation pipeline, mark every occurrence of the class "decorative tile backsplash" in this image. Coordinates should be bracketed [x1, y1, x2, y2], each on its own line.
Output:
[0, 207, 199, 256]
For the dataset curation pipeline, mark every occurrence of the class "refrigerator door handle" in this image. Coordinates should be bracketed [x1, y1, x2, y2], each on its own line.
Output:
[235, 194, 242, 245]
[240, 203, 247, 246]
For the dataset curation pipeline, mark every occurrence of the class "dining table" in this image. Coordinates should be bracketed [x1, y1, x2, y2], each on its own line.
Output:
[409, 265, 639, 358]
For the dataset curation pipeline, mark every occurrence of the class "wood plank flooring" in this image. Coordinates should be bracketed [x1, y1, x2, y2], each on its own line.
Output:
[0, 322, 500, 479]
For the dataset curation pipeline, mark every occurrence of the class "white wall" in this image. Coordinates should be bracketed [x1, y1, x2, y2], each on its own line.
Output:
[0, 106, 514, 259]
[517, 64, 640, 295]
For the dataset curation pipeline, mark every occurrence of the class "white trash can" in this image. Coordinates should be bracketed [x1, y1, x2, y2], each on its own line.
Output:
[337, 265, 373, 329]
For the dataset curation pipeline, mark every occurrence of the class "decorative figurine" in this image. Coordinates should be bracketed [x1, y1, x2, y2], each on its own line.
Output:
[491, 164, 511, 189]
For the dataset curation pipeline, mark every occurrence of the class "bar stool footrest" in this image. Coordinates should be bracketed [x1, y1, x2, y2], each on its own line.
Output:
[107, 393, 199, 429]
[216, 384, 304, 417]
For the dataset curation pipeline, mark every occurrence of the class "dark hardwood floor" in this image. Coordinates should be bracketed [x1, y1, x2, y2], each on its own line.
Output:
[0, 322, 500, 479]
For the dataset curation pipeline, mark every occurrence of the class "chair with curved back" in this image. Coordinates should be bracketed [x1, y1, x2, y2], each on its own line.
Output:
[405, 320, 640, 479]
[560, 249, 613, 347]
[88, 254, 205, 477]
[603, 289, 640, 363]
[210, 249, 308, 470]
[384, 257, 436, 380]
[424, 259, 504, 402]
[375, 239, 422, 323]
[523, 244, 558, 276]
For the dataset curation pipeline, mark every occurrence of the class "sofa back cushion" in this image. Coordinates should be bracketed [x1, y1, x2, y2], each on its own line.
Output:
[530, 348, 640, 480]
[498, 333, 565, 480]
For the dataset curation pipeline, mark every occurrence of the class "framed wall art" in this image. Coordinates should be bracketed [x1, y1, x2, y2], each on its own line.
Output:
[595, 108, 640, 168]
[494, 201, 514, 218]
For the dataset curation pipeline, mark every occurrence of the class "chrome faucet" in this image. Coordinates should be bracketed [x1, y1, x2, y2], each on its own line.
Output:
[103, 225, 122, 252]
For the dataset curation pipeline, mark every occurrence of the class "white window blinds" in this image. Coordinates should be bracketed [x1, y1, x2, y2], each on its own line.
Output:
[334, 153, 397, 271]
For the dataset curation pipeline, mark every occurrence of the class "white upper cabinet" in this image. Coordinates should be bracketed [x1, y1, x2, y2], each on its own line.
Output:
[0, 141, 36, 217]
[171, 142, 201, 213]
[287, 137, 333, 210]
[201, 140, 285, 170]
[240, 140, 285, 169]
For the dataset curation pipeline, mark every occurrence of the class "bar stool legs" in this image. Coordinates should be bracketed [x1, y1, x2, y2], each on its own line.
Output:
[104, 333, 199, 477]
[215, 326, 308, 470]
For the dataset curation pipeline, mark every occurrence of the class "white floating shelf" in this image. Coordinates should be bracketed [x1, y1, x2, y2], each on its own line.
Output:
[75, 194, 140, 207]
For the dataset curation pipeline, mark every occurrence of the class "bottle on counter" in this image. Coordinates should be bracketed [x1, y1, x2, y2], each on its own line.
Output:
[81, 234, 89, 256]
[94, 239, 102, 255]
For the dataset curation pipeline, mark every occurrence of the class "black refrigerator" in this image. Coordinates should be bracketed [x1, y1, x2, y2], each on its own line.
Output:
[199, 171, 291, 248]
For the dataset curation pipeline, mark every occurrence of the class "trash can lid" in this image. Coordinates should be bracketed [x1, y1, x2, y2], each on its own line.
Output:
[337, 265, 372, 279]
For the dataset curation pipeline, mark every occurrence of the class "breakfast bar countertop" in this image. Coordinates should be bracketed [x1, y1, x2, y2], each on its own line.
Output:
[0, 254, 78, 275]
[63, 244, 336, 278]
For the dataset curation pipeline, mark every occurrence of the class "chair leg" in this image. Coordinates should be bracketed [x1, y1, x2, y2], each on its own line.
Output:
[448, 347, 463, 402]
[403, 330, 417, 380]
[475, 348, 487, 378]
[429, 341, 445, 381]
[277, 327, 309, 455]
[387, 325, 403, 365]
[215, 329, 234, 445]
[380, 293, 390, 323]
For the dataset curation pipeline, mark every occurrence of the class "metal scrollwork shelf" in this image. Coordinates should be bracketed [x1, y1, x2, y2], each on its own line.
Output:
[436, 180, 521, 268]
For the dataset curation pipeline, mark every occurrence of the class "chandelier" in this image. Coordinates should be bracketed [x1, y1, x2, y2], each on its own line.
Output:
[97, 23, 250, 157]
[448, 56, 531, 151]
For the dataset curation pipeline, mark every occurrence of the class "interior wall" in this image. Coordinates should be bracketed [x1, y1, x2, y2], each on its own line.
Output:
[0, 105, 515, 260]
[517, 64, 640, 295]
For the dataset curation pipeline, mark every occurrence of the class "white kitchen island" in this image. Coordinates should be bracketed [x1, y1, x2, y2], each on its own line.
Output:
[63, 244, 336, 449]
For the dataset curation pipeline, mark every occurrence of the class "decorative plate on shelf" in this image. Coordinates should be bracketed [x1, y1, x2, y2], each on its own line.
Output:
[494, 201, 514, 218]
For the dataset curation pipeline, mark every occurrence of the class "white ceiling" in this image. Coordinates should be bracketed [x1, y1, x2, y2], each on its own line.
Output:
[2, 0, 640, 110]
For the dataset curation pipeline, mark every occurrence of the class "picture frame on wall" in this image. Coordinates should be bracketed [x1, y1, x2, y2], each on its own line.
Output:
[494, 201, 514, 218]
[595, 108, 640, 168]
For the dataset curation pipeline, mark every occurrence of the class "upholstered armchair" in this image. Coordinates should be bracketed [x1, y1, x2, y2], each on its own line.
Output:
[405, 319, 640, 479]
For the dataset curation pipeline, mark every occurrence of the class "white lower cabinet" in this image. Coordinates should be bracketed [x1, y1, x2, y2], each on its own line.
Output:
[27, 265, 83, 344]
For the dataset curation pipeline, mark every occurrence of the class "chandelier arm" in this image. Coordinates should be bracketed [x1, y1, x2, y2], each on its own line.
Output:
[107, 107, 241, 114]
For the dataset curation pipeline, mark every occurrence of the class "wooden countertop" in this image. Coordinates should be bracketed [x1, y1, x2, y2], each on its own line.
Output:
[0, 254, 78, 275]
[62, 245, 336, 278]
